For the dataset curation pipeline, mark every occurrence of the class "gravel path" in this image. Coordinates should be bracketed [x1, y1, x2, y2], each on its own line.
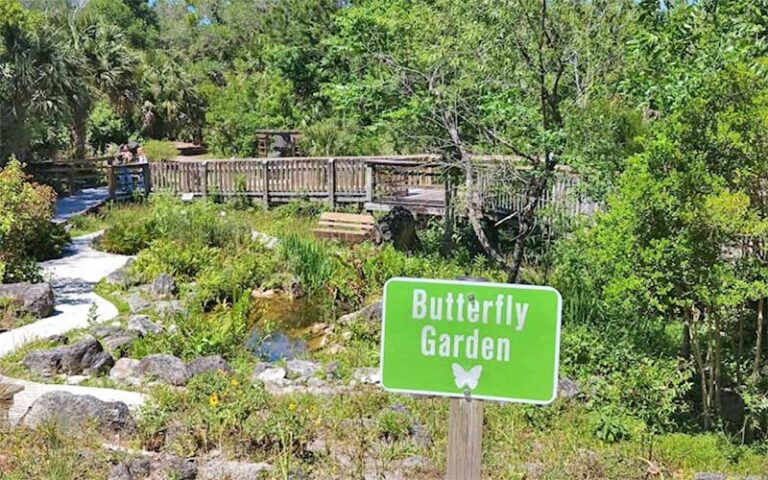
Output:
[0, 232, 146, 425]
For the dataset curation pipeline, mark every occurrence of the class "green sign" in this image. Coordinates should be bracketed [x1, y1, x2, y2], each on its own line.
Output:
[380, 278, 562, 404]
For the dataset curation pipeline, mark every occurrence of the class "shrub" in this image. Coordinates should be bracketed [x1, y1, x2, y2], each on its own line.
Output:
[143, 140, 178, 162]
[0, 158, 68, 283]
[87, 100, 129, 154]
[98, 196, 252, 255]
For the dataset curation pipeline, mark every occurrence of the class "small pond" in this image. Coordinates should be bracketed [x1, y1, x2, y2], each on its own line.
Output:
[245, 295, 339, 362]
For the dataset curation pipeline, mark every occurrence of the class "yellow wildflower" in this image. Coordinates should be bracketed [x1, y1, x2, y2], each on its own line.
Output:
[288, 403, 296, 411]
[209, 393, 219, 408]
[231, 378, 240, 387]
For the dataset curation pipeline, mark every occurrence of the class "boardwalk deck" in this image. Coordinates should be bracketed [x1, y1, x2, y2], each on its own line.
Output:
[53, 187, 111, 224]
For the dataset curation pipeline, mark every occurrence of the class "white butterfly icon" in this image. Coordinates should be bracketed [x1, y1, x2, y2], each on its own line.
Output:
[451, 363, 482, 390]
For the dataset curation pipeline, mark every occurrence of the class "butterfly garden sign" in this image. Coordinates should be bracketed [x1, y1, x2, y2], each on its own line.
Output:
[380, 277, 562, 480]
[380, 277, 562, 403]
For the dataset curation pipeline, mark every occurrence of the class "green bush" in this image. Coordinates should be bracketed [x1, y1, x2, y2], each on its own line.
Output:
[195, 244, 275, 307]
[98, 196, 252, 256]
[143, 140, 178, 162]
[0, 159, 68, 283]
[87, 100, 129, 154]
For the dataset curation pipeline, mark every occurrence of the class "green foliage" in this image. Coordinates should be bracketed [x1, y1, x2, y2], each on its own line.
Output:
[0, 158, 68, 283]
[98, 195, 252, 256]
[87, 101, 129, 154]
[205, 70, 299, 157]
[142, 139, 177, 162]
[279, 234, 336, 294]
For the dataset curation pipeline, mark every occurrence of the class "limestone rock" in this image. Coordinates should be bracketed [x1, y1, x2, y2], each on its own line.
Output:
[101, 333, 137, 356]
[23, 337, 114, 377]
[109, 454, 196, 480]
[60, 336, 114, 376]
[110, 358, 141, 383]
[254, 367, 286, 384]
[338, 301, 382, 327]
[351, 367, 380, 385]
[155, 300, 186, 318]
[105, 259, 137, 289]
[0, 282, 54, 318]
[20, 391, 135, 435]
[198, 459, 273, 479]
[22, 348, 65, 377]
[187, 355, 232, 377]
[127, 315, 163, 337]
[149, 273, 176, 298]
[125, 293, 151, 313]
[285, 360, 320, 380]
[91, 325, 125, 339]
[137, 354, 189, 386]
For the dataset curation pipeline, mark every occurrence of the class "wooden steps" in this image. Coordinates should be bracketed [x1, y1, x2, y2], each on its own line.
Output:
[312, 212, 375, 243]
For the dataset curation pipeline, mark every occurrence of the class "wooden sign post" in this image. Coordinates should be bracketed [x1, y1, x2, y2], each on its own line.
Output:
[447, 397, 484, 479]
[379, 278, 562, 480]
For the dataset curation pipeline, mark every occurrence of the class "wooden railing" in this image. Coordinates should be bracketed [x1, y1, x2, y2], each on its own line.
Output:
[149, 155, 440, 206]
[26, 157, 113, 195]
[471, 156, 599, 217]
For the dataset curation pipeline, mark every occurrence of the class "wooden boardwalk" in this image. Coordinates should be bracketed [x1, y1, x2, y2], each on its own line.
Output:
[33, 155, 598, 219]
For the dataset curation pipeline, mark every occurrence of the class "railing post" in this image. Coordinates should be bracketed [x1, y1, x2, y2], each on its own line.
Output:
[261, 159, 270, 207]
[141, 161, 151, 197]
[365, 163, 375, 204]
[68, 161, 76, 195]
[327, 158, 336, 209]
[200, 161, 208, 197]
[107, 164, 116, 199]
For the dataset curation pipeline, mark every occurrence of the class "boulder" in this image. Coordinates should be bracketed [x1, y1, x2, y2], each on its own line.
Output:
[125, 293, 151, 313]
[350, 367, 380, 385]
[109, 454, 196, 480]
[187, 355, 232, 377]
[127, 315, 163, 337]
[23, 348, 65, 377]
[155, 300, 186, 318]
[60, 336, 114, 376]
[46, 334, 69, 346]
[20, 391, 135, 435]
[285, 360, 320, 380]
[254, 367, 286, 384]
[149, 273, 177, 298]
[110, 358, 141, 383]
[91, 325, 125, 339]
[101, 333, 137, 356]
[23, 337, 114, 377]
[373, 206, 421, 252]
[338, 301, 382, 326]
[137, 354, 189, 386]
[105, 259, 137, 289]
[0, 282, 54, 318]
[198, 459, 273, 479]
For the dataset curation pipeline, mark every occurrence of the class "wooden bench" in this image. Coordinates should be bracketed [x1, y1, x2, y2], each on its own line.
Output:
[312, 212, 376, 243]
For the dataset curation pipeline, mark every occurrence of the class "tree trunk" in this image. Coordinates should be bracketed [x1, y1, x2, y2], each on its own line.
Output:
[754, 297, 764, 379]
[71, 109, 88, 160]
[464, 159, 510, 272]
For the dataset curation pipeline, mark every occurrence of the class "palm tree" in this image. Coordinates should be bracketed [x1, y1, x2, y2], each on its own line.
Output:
[140, 57, 205, 141]
[58, 14, 137, 158]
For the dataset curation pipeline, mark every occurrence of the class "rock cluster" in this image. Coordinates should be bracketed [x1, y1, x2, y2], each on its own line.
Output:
[110, 354, 231, 387]
[109, 452, 273, 480]
[23, 336, 114, 377]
